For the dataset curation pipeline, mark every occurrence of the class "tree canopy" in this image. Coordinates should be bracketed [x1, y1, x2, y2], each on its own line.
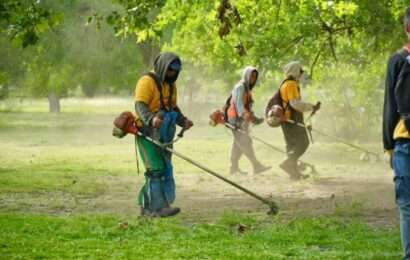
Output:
[1, 0, 409, 134]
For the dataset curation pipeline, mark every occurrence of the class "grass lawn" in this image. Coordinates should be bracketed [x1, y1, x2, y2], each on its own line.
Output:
[0, 98, 402, 259]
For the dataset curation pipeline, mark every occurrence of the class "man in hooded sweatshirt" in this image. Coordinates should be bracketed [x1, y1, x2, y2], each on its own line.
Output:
[279, 61, 320, 180]
[227, 66, 271, 175]
[134, 52, 193, 217]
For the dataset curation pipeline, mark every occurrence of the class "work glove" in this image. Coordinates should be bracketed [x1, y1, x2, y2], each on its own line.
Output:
[183, 118, 194, 130]
[243, 111, 253, 122]
[152, 112, 164, 129]
[312, 102, 321, 114]
[253, 117, 264, 125]
[384, 150, 394, 170]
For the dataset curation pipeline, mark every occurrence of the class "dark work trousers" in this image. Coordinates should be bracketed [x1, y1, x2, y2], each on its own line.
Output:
[281, 122, 310, 161]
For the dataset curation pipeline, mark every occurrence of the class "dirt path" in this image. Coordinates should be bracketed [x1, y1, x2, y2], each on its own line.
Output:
[0, 162, 398, 227]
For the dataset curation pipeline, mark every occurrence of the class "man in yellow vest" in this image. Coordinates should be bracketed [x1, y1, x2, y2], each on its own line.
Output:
[279, 61, 320, 180]
[134, 52, 193, 217]
[383, 7, 410, 258]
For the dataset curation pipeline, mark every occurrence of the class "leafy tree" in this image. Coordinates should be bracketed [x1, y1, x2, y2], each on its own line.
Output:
[1, 0, 144, 112]
[107, 0, 410, 137]
[0, 0, 61, 47]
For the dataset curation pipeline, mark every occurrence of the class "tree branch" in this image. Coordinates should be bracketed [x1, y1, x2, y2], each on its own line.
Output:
[309, 45, 323, 79]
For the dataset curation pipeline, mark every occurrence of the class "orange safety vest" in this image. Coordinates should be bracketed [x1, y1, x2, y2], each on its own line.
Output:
[227, 89, 253, 119]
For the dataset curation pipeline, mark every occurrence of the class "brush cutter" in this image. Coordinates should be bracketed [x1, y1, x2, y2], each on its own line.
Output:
[265, 103, 381, 161]
[209, 110, 318, 174]
[285, 118, 381, 161]
[113, 111, 279, 215]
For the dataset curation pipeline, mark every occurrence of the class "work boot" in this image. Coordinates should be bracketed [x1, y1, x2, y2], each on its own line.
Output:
[289, 172, 310, 181]
[296, 161, 308, 172]
[156, 206, 181, 217]
[229, 166, 247, 175]
[140, 207, 159, 218]
[279, 159, 308, 180]
[253, 163, 271, 174]
[279, 158, 294, 175]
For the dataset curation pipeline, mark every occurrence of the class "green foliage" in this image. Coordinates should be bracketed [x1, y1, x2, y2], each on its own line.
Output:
[0, 0, 62, 47]
[107, 0, 410, 141]
[0, 35, 29, 98]
[103, 0, 166, 41]
[23, 52, 76, 98]
[306, 59, 386, 139]
[0, 0, 143, 107]
[110, 0, 406, 71]
[1, 0, 410, 124]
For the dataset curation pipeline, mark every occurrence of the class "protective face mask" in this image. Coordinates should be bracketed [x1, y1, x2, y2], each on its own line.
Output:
[165, 72, 179, 84]
[249, 80, 257, 89]
[299, 72, 310, 85]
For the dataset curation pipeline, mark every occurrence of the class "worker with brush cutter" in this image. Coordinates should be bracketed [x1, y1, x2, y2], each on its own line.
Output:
[225, 66, 271, 175]
[132, 52, 193, 218]
[265, 61, 320, 180]
[113, 111, 279, 216]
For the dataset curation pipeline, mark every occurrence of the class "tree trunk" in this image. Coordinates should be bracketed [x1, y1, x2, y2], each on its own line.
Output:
[48, 91, 60, 113]
[139, 40, 160, 68]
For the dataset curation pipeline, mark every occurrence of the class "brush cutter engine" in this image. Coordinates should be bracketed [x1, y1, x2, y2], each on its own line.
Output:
[266, 105, 284, 128]
[209, 109, 226, 126]
[112, 111, 138, 138]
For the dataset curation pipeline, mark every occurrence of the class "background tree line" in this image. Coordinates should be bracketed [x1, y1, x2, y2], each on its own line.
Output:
[0, 0, 408, 138]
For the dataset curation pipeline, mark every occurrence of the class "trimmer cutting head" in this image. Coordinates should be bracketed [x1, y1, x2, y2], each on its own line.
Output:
[267, 202, 279, 215]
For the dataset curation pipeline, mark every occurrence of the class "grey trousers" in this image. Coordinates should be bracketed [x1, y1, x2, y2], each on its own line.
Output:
[230, 127, 259, 168]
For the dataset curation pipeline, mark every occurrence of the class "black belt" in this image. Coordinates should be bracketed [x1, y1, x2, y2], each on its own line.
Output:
[145, 171, 164, 179]
[396, 138, 410, 144]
